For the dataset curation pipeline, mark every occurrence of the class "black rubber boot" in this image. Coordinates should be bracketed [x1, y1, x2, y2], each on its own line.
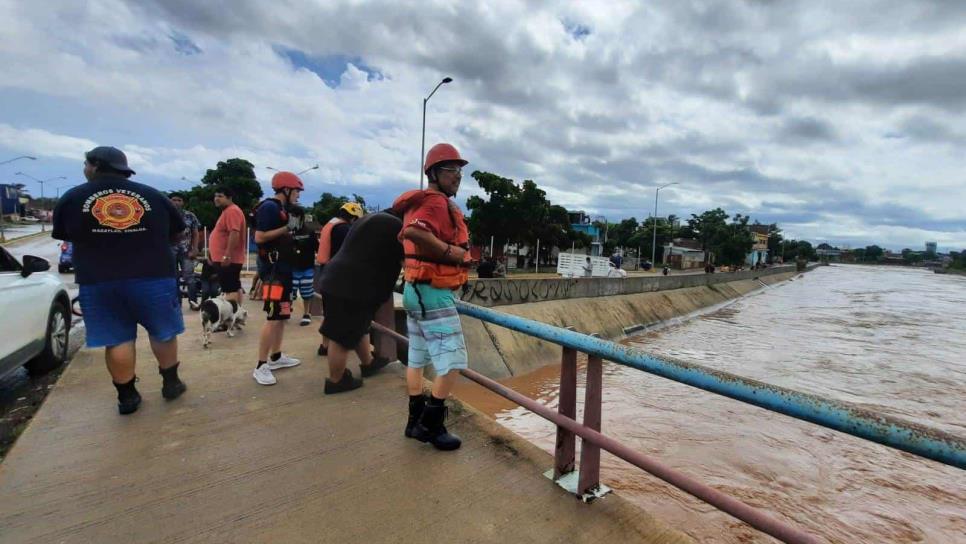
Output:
[160, 363, 187, 400]
[412, 400, 461, 451]
[324, 368, 363, 395]
[113, 377, 141, 415]
[405, 395, 427, 438]
[360, 356, 391, 378]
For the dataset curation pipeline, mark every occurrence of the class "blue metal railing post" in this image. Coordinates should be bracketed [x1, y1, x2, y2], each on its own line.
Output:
[455, 300, 966, 470]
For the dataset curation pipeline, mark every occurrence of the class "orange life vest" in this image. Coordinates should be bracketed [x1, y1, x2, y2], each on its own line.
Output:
[392, 189, 470, 290]
[316, 217, 348, 265]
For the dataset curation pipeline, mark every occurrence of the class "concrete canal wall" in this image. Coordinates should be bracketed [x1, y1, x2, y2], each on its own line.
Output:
[449, 266, 803, 379]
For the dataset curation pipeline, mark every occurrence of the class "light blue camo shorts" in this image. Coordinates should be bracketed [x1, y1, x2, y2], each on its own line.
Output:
[403, 283, 468, 376]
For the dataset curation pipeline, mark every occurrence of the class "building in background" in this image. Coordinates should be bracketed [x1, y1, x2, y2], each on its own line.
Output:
[746, 225, 770, 267]
[0, 184, 25, 220]
[568, 210, 602, 256]
[926, 241, 938, 254]
[663, 238, 707, 269]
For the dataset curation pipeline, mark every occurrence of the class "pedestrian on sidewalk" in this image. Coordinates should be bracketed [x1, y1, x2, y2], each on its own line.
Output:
[314, 202, 363, 356]
[392, 142, 472, 451]
[52, 146, 187, 415]
[288, 206, 319, 326]
[316, 210, 402, 394]
[251, 171, 303, 386]
[168, 192, 202, 310]
[209, 187, 247, 305]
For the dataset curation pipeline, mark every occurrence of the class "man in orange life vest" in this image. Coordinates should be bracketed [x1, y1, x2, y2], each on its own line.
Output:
[314, 202, 363, 356]
[392, 143, 472, 451]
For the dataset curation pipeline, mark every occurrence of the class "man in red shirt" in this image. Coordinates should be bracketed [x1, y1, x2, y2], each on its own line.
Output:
[209, 186, 248, 304]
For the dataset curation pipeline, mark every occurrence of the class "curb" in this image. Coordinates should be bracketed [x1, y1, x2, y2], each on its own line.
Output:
[0, 230, 52, 247]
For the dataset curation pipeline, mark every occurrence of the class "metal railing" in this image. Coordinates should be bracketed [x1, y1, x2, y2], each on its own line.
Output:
[370, 300, 965, 544]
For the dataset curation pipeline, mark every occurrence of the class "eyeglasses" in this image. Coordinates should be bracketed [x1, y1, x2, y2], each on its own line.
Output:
[437, 166, 462, 175]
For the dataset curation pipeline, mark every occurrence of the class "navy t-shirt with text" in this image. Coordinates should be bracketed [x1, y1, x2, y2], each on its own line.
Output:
[52, 174, 185, 285]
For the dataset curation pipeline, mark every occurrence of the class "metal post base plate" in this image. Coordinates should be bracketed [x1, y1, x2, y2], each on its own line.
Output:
[544, 469, 612, 503]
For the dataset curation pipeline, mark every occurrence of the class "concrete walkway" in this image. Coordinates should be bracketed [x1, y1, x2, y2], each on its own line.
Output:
[0, 298, 691, 543]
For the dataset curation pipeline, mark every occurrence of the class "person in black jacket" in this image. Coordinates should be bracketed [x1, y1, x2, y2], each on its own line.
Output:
[317, 211, 403, 394]
[288, 206, 320, 326]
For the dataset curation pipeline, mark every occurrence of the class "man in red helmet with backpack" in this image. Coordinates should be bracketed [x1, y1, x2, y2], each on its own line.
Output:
[251, 171, 304, 385]
[391, 143, 472, 451]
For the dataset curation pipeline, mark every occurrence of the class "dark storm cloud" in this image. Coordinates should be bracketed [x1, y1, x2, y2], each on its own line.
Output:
[896, 114, 964, 144]
[779, 117, 839, 143]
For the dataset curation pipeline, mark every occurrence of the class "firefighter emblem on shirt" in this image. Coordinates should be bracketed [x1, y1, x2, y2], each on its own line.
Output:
[91, 193, 145, 230]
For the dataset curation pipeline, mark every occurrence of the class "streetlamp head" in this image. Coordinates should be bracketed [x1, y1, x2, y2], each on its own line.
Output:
[442, 77, 453, 84]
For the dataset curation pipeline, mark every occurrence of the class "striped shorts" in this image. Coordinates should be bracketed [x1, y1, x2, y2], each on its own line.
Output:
[291, 267, 315, 301]
[403, 283, 468, 376]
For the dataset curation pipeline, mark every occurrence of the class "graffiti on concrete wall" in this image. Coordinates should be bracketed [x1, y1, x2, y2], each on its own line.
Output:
[461, 279, 577, 305]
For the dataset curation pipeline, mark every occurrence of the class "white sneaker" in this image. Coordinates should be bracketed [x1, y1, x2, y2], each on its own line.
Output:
[266, 353, 301, 370]
[252, 365, 276, 385]
[299, 315, 311, 326]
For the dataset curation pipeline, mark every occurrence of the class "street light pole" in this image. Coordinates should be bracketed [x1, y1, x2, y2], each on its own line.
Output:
[297, 164, 319, 176]
[651, 182, 678, 266]
[15, 173, 66, 232]
[265, 165, 319, 176]
[0, 155, 37, 166]
[420, 77, 453, 190]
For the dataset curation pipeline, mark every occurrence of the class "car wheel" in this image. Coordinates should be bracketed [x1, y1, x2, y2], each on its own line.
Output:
[26, 299, 71, 376]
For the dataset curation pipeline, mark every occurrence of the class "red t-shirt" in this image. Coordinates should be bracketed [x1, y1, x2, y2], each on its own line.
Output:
[209, 203, 247, 264]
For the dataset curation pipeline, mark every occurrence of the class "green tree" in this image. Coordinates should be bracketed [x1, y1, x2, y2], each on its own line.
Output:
[465, 171, 521, 247]
[765, 224, 783, 258]
[465, 171, 579, 256]
[716, 214, 755, 267]
[184, 158, 263, 228]
[863, 245, 884, 262]
[901, 248, 923, 265]
[310, 192, 366, 225]
[680, 208, 729, 254]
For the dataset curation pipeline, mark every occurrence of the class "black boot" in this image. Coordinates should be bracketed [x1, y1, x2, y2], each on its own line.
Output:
[360, 355, 391, 378]
[412, 398, 461, 451]
[324, 368, 363, 395]
[160, 363, 187, 400]
[405, 394, 427, 438]
[113, 377, 141, 415]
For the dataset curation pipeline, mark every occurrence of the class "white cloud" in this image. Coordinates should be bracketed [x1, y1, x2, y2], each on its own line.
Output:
[1, 0, 965, 250]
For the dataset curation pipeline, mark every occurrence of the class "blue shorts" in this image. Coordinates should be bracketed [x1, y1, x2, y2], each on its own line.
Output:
[79, 277, 185, 348]
[403, 283, 468, 376]
[291, 267, 315, 300]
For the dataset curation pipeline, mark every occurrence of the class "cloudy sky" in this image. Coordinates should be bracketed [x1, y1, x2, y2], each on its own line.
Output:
[1, 0, 964, 251]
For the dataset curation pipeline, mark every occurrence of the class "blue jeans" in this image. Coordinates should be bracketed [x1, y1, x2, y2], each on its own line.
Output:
[173, 248, 198, 303]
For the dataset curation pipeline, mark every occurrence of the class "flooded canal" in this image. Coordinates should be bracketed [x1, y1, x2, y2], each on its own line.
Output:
[458, 265, 966, 543]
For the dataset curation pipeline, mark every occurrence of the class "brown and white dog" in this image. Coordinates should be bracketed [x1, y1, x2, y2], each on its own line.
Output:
[201, 295, 248, 348]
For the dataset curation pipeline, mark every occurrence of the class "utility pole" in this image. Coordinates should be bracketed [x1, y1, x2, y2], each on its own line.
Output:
[651, 182, 678, 266]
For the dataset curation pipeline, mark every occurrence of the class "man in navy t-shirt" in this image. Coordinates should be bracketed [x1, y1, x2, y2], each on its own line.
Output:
[53, 146, 187, 415]
[250, 171, 303, 386]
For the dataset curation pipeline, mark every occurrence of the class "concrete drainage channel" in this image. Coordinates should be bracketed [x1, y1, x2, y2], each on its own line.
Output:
[619, 275, 794, 337]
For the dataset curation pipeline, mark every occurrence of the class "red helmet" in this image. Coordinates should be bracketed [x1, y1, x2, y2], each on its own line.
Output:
[271, 171, 304, 191]
[423, 143, 468, 174]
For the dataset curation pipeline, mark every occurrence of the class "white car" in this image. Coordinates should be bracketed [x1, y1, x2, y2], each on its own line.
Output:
[0, 245, 71, 377]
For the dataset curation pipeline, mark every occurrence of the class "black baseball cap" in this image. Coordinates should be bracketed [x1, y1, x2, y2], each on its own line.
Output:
[85, 146, 136, 175]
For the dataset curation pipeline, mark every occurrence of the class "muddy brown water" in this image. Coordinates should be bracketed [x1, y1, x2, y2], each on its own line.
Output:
[455, 265, 966, 543]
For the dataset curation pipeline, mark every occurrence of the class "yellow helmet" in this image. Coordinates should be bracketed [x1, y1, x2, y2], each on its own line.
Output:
[340, 202, 364, 219]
